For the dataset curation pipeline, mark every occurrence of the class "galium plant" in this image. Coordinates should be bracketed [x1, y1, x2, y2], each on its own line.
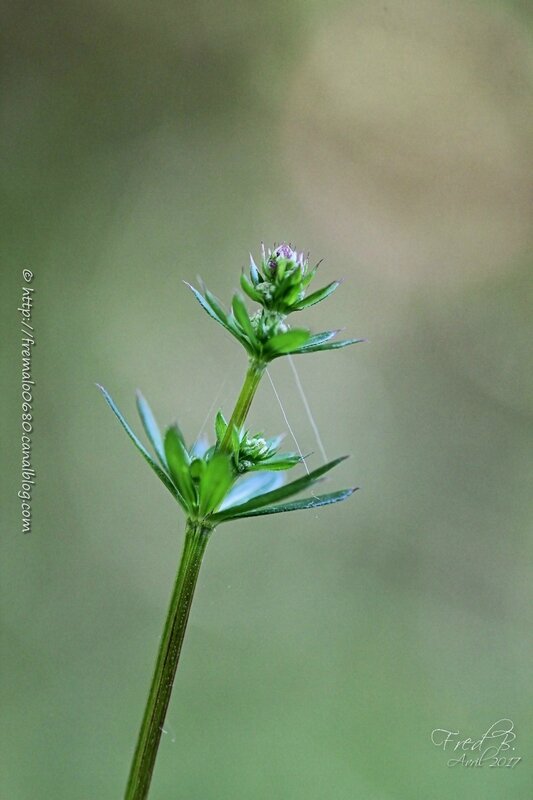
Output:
[98, 243, 364, 800]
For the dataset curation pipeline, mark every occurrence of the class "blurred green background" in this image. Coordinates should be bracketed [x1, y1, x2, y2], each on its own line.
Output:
[2, 1, 532, 798]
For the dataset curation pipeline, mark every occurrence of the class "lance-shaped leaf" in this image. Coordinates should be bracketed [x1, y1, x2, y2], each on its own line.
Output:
[298, 330, 340, 348]
[292, 280, 340, 311]
[284, 283, 304, 307]
[222, 488, 357, 520]
[240, 272, 262, 303]
[204, 289, 245, 340]
[263, 329, 311, 359]
[301, 265, 319, 289]
[207, 290, 256, 353]
[245, 452, 302, 472]
[249, 254, 261, 285]
[230, 425, 241, 458]
[198, 453, 234, 517]
[186, 282, 225, 326]
[215, 410, 228, 443]
[164, 426, 197, 511]
[231, 293, 257, 343]
[96, 384, 186, 509]
[186, 283, 247, 348]
[202, 288, 229, 322]
[136, 390, 166, 468]
[292, 337, 366, 354]
[211, 456, 349, 523]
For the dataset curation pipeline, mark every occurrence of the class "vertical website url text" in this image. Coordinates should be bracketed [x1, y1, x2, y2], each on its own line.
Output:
[19, 269, 35, 533]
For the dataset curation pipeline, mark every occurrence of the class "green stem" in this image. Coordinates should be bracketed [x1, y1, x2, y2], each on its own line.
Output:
[124, 520, 211, 800]
[219, 359, 265, 451]
[125, 360, 267, 798]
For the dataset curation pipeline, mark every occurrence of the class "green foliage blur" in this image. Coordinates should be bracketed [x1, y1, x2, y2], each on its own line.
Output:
[2, 1, 532, 798]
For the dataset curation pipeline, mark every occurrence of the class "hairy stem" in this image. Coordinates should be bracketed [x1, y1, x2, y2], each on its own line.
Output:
[124, 521, 211, 800]
[219, 359, 265, 451]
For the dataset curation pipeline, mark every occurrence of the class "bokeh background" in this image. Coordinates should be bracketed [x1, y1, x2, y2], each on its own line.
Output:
[2, 1, 532, 798]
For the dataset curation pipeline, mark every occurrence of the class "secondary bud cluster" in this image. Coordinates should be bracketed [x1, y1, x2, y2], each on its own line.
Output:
[215, 411, 300, 474]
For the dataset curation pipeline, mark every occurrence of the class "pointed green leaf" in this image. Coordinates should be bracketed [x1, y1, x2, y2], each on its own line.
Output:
[249, 257, 261, 285]
[231, 425, 241, 457]
[240, 272, 262, 303]
[198, 453, 234, 516]
[211, 456, 349, 522]
[294, 338, 366, 354]
[204, 288, 252, 349]
[215, 410, 227, 443]
[232, 293, 257, 342]
[284, 283, 304, 307]
[293, 281, 340, 311]
[186, 283, 235, 334]
[164, 426, 196, 511]
[203, 289, 240, 336]
[135, 390, 167, 468]
[186, 283, 248, 349]
[221, 488, 357, 520]
[203, 289, 229, 324]
[290, 264, 304, 285]
[301, 266, 318, 289]
[246, 453, 302, 471]
[96, 384, 185, 508]
[186, 282, 223, 324]
[301, 330, 340, 348]
[263, 329, 311, 358]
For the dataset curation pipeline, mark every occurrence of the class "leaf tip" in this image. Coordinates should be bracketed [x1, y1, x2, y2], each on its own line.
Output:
[95, 383, 110, 400]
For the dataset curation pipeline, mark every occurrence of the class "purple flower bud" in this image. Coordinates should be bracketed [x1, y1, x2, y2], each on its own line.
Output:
[268, 243, 297, 273]
[274, 243, 296, 261]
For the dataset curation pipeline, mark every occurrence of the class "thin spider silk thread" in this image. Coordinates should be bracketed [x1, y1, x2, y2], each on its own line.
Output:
[192, 377, 227, 448]
[266, 368, 312, 478]
[198, 368, 325, 497]
[288, 354, 328, 463]
[266, 369, 321, 502]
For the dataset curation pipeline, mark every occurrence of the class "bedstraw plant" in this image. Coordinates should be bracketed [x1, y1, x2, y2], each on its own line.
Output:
[97, 243, 364, 800]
